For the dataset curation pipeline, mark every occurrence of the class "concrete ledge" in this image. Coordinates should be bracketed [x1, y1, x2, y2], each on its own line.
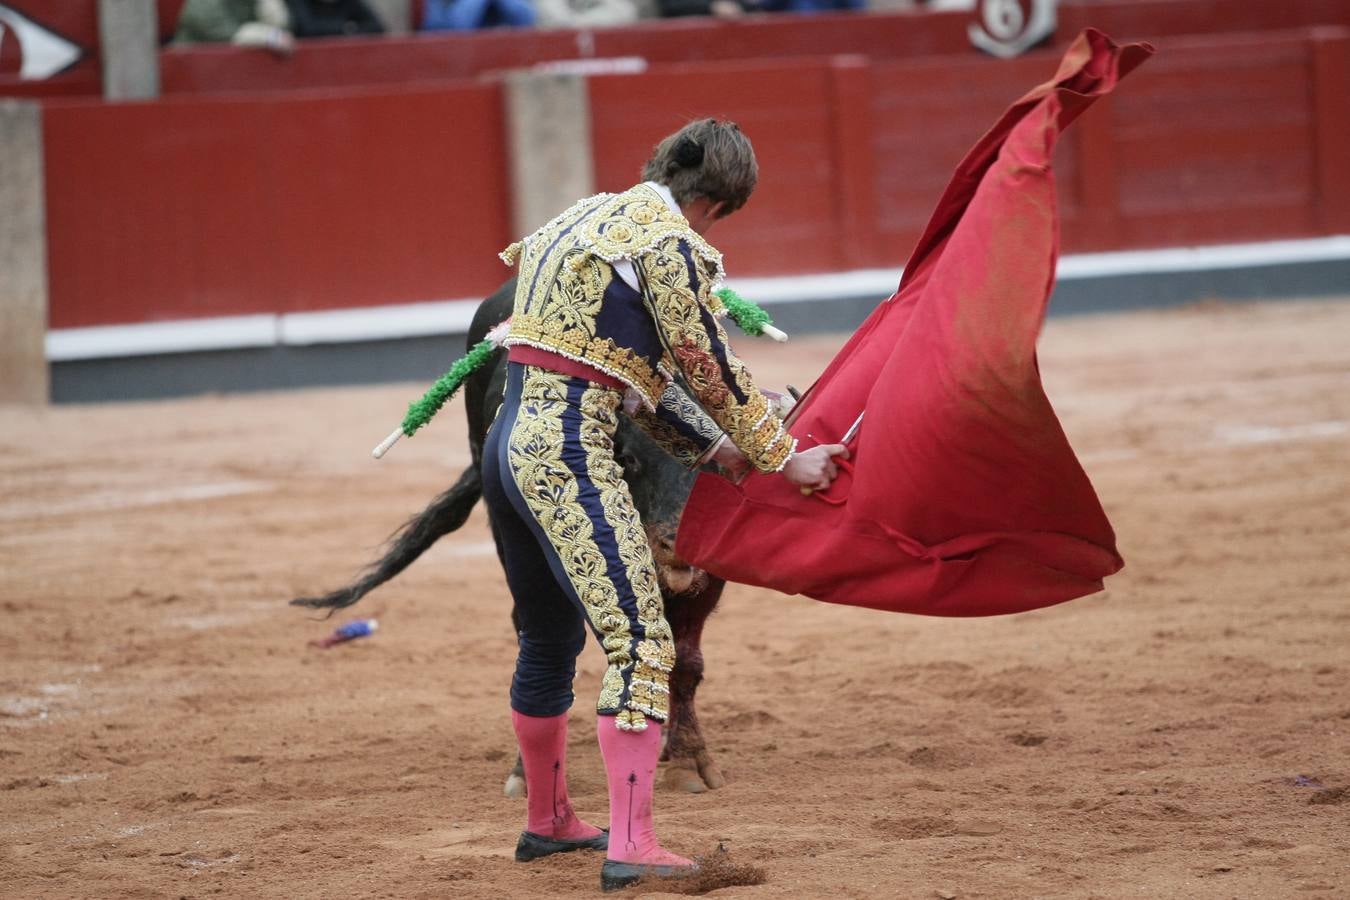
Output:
[0, 100, 49, 405]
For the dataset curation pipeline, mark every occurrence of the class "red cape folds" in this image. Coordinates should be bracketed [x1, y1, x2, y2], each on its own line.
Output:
[676, 30, 1153, 617]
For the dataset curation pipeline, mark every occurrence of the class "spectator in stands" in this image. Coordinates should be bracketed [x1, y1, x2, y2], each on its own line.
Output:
[286, 0, 386, 36]
[535, 0, 643, 29]
[755, 0, 864, 12]
[421, 0, 536, 29]
[656, 0, 861, 15]
[653, 0, 744, 16]
[174, 0, 296, 54]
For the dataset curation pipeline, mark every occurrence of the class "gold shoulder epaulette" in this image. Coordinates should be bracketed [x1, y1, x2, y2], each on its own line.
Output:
[575, 190, 726, 286]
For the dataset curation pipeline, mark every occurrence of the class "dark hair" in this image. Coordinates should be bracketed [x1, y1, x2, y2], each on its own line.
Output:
[641, 119, 758, 217]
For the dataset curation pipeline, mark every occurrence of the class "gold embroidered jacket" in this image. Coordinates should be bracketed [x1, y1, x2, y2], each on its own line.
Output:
[500, 184, 796, 473]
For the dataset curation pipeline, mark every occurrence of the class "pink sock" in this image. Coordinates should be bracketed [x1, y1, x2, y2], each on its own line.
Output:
[596, 716, 693, 866]
[512, 710, 604, 841]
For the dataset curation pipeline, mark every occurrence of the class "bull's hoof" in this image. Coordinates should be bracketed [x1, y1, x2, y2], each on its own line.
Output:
[663, 760, 708, 794]
[503, 773, 527, 799]
[699, 755, 727, 790]
[600, 859, 699, 892]
[662, 752, 725, 793]
[515, 829, 608, 862]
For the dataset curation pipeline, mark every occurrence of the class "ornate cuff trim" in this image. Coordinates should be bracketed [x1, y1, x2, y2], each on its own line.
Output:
[762, 435, 798, 473]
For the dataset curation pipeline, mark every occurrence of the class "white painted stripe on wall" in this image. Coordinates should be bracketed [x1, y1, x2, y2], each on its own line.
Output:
[46, 235, 1350, 362]
[46, 314, 278, 362]
[1056, 235, 1350, 279]
[728, 234, 1350, 304]
[724, 268, 902, 304]
[280, 297, 483, 345]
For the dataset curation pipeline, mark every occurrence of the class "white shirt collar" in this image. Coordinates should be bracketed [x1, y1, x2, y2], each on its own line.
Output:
[644, 181, 683, 217]
[611, 183, 688, 294]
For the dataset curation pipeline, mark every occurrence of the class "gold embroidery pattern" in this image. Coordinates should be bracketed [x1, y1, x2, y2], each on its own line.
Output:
[506, 312, 667, 409]
[500, 186, 726, 414]
[578, 391, 676, 731]
[579, 191, 723, 278]
[673, 341, 731, 408]
[506, 367, 674, 730]
[641, 243, 796, 473]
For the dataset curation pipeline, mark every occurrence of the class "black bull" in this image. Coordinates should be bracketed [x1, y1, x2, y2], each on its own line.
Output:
[292, 278, 729, 793]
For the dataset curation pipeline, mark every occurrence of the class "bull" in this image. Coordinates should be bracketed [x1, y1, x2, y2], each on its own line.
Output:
[292, 278, 729, 794]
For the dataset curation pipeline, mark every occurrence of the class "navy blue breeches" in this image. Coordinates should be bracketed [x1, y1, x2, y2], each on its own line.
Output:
[481, 363, 675, 730]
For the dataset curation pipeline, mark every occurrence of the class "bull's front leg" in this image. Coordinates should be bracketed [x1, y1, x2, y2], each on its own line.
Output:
[659, 578, 727, 793]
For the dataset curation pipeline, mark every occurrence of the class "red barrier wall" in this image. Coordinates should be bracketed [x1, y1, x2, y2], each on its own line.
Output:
[596, 28, 1350, 273]
[154, 1, 1350, 96]
[43, 82, 510, 329]
[155, 14, 971, 97]
[1058, 0, 1350, 43]
[591, 61, 848, 276]
[36, 25, 1350, 331]
[8, 1, 1350, 99]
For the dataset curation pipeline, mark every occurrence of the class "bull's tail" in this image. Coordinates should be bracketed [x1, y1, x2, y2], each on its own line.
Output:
[290, 465, 483, 612]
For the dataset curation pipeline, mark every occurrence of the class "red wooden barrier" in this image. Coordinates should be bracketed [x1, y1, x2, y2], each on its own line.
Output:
[1107, 31, 1320, 247]
[1057, 0, 1350, 44]
[158, 30, 580, 95]
[590, 60, 847, 275]
[1309, 28, 1350, 234]
[43, 83, 510, 329]
[7, 1, 1350, 99]
[34, 25, 1350, 331]
[155, 1, 1350, 97]
[154, 14, 973, 97]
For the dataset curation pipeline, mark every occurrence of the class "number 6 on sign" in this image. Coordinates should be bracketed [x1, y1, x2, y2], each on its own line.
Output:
[969, 0, 1057, 59]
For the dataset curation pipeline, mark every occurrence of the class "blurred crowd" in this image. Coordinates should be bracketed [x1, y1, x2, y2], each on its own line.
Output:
[173, 0, 870, 52]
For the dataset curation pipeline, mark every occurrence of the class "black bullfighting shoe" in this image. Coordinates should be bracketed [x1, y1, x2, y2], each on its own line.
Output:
[514, 829, 609, 862]
[600, 859, 699, 892]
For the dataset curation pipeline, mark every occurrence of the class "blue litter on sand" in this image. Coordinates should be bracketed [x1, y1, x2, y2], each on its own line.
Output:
[310, 618, 379, 649]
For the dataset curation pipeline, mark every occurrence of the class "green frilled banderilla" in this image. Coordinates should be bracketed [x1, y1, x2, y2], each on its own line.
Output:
[371, 289, 783, 458]
[715, 287, 784, 340]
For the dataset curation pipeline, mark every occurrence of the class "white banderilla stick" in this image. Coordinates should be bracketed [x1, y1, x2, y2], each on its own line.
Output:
[372, 428, 404, 459]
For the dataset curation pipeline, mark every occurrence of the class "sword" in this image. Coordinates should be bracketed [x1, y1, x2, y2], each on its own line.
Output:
[841, 411, 865, 445]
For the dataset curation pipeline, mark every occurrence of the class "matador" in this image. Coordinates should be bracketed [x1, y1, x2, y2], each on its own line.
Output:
[480, 118, 847, 891]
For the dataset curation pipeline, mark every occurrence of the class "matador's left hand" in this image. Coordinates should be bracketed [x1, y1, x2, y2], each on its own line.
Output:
[712, 440, 751, 482]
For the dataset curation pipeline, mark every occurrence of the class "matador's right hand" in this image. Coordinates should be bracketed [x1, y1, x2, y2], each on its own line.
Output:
[783, 444, 849, 493]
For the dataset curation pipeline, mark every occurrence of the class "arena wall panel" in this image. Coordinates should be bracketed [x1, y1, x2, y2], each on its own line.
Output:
[6, 1, 1350, 100]
[1104, 32, 1324, 247]
[1057, 0, 1350, 45]
[32, 23, 1350, 335]
[157, 31, 581, 95]
[42, 83, 509, 329]
[589, 61, 846, 275]
[143, 1, 1349, 97]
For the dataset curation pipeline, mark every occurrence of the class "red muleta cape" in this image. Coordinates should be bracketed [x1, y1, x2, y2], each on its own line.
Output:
[676, 30, 1154, 617]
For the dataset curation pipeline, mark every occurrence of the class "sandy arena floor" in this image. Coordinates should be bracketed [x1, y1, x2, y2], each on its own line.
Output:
[1, 297, 1348, 899]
